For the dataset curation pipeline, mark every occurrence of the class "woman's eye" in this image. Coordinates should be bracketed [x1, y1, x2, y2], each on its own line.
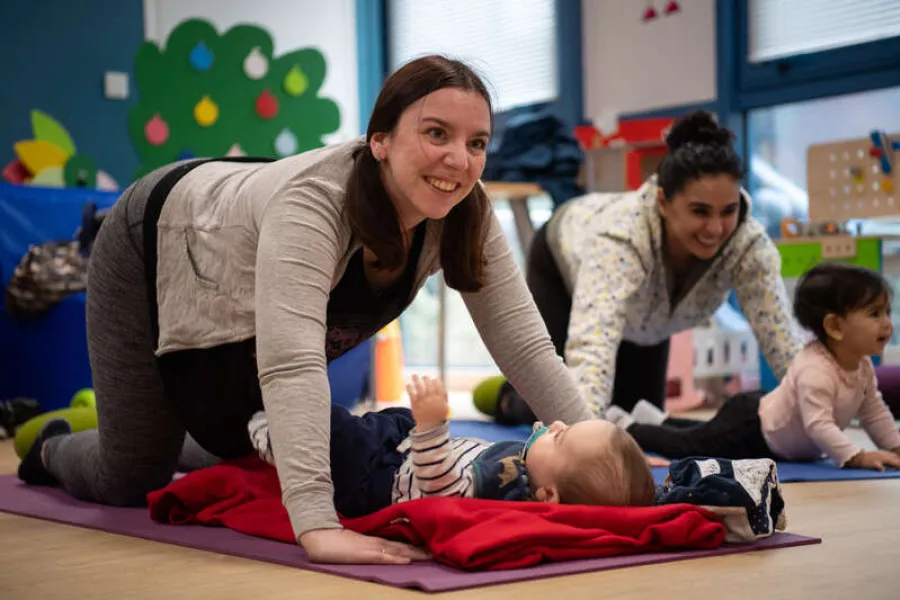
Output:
[427, 128, 447, 141]
[469, 139, 487, 151]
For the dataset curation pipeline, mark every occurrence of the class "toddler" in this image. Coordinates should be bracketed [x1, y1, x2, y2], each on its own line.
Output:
[607, 263, 900, 471]
[249, 375, 655, 518]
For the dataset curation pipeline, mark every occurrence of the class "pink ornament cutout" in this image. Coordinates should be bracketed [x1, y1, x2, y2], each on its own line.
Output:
[145, 114, 169, 146]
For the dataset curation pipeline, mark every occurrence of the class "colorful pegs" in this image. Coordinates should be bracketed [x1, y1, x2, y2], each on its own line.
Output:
[869, 130, 894, 175]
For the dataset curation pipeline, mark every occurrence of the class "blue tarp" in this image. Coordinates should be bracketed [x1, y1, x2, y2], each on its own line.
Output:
[0, 183, 368, 411]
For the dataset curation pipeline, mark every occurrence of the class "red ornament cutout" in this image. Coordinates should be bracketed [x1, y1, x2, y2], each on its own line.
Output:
[255, 89, 279, 119]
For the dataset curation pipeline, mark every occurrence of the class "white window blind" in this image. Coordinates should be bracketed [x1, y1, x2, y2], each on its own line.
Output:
[748, 0, 900, 63]
[387, 0, 558, 112]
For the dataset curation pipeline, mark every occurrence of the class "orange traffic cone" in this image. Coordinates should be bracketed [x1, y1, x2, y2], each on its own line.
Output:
[374, 320, 405, 404]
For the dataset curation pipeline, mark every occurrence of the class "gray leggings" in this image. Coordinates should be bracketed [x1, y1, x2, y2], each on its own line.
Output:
[44, 164, 219, 505]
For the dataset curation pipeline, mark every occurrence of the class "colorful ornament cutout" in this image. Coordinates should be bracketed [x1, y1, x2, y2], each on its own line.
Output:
[194, 95, 219, 127]
[95, 170, 119, 191]
[5, 110, 115, 190]
[31, 110, 76, 157]
[64, 155, 98, 189]
[255, 89, 279, 119]
[190, 41, 214, 72]
[283, 65, 308, 97]
[2, 159, 29, 184]
[664, 1, 680, 15]
[145, 114, 169, 145]
[177, 150, 197, 161]
[643, 2, 658, 21]
[244, 47, 269, 80]
[28, 166, 65, 187]
[226, 143, 246, 157]
[14, 140, 68, 174]
[129, 19, 341, 178]
[274, 129, 298, 156]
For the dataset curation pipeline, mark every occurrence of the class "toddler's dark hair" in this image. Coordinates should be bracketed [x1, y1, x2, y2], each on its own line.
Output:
[793, 263, 892, 343]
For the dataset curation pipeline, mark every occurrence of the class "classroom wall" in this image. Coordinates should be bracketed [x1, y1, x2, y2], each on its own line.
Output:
[0, 0, 360, 191]
[143, 0, 360, 145]
[581, 0, 717, 121]
[0, 1, 145, 188]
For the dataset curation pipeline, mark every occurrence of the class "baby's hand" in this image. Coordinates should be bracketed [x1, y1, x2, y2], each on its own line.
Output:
[407, 375, 449, 432]
[845, 450, 900, 471]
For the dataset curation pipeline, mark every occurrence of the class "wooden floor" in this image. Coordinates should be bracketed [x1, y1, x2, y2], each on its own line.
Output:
[1, 432, 898, 600]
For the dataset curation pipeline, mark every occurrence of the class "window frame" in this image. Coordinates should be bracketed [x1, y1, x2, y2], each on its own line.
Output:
[733, 0, 900, 111]
[361, 0, 583, 129]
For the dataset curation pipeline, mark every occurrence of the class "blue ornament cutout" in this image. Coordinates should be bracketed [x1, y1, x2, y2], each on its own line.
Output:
[177, 149, 196, 161]
[274, 129, 298, 157]
[189, 41, 214, 72]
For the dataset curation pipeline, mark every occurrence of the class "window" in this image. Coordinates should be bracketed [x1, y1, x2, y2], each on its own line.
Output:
[386, 0, 558, 112]
[748, 0, 900, 63]
[747, 85, 900, 236]
[746, 85, 900, 355]
[399, 197, 554, 381]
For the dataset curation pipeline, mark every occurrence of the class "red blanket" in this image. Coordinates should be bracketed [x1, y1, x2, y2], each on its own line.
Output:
[147, 457, 726, 570]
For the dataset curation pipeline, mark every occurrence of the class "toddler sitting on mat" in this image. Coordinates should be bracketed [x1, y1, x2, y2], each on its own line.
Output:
[249, 376, 656, 518]
[607, 263, 900, 471]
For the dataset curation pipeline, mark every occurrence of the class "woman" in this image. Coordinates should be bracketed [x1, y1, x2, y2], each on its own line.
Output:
[503, 110, 805, 422]
[17, 56, 593, 564]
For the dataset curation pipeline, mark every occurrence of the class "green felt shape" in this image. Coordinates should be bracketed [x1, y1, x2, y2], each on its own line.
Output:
[472, 375, 508, 417]
[64, 154, 98, 188]
[14, 407, 98, 460]
[31, 110, 76, 157]
[128, 19, 341, 179]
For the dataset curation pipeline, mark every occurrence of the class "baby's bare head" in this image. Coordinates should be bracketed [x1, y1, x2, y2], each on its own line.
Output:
[554, 420, 656, 507]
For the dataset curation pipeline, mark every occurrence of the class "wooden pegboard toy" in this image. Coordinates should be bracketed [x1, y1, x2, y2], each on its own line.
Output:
[807, 130, 900, 221]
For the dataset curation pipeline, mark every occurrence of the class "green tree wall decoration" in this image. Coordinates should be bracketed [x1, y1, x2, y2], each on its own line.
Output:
[128, 19, 341, 179]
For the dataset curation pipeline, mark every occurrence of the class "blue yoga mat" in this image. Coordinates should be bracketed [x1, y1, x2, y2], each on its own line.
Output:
[447, 420, 900, 484]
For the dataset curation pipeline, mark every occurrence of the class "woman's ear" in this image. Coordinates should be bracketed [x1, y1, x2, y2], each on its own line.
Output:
[534, 485, 561, 504]
[823, 313, 844, 342]
[370, 133, 390, 162]
[656, 188, 669, 218]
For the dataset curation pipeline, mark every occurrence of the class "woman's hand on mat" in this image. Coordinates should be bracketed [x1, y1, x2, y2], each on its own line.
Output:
[645, 454, 670, 467]
[299, 528, 431, 564]
[408, 375, 450, 431]
[845, 450, 900, 471]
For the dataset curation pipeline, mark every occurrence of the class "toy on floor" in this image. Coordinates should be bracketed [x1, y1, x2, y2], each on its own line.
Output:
[0, 397, 43, 438]
[14, 388, 98, 459]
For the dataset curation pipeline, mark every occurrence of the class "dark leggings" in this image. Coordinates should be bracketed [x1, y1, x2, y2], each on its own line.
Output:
[44, 160, 266, 506]
[627, 391, 779, 460]
[525, 223, 670, 412]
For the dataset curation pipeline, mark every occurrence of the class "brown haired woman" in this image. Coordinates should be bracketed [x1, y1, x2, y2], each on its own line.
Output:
[17, 56, 593, 564]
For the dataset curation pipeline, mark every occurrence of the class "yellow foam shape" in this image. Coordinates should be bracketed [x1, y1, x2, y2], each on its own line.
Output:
[15, 140, 68, 174]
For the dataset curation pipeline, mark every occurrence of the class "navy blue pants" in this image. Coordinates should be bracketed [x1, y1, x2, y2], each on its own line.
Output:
[330, 404, 415, 518]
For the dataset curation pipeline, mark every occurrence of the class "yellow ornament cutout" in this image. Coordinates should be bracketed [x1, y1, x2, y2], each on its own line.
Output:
[283, 65, 308, 97]
[194, 95, 219, 127]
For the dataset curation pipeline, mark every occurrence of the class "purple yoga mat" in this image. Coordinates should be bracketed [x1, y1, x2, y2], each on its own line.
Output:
[0, 475, 820, 593]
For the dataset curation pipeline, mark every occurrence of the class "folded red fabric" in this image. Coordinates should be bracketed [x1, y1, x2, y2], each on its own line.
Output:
[147, 456, 726, 570]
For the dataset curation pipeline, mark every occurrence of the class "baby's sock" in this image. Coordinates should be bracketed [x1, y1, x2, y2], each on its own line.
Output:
[604, 405, 634, 429]
[17, 418, 72, 486]
[631, 399, 668, 425]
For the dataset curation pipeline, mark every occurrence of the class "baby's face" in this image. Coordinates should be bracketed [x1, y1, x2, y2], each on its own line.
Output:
[523, 419, 617, 494]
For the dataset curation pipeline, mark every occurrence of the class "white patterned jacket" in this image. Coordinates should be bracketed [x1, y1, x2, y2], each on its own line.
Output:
[546, 176, 806, 417]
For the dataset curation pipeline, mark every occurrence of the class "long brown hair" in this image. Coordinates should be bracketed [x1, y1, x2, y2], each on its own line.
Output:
[344, 55, 493, 292]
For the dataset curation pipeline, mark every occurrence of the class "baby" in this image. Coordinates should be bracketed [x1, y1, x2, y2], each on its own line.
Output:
[608, 263, 900, 471]
[249, 375, 656, 518]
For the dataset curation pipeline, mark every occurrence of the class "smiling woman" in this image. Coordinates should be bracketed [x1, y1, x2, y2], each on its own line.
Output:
[17, 54, 594, 568]
[496, 110, 808, 425]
